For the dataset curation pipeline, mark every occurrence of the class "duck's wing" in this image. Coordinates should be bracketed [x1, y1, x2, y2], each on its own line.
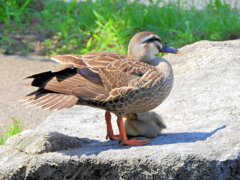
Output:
[21, 52, 159, 109]
[102, 59, 162, 101]
[21, 52, 128, 109]
[51, 52, 126, 70]
[50, 52, 160, 100]
[52, 52, 160, 92]
[50, 52, 136, 92]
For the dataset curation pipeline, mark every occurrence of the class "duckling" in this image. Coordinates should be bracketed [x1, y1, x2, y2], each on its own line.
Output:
[124, 112, 166, 138]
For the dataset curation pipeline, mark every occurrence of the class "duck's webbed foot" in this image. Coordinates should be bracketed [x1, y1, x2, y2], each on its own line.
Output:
[106, 131, 121, 141]
[117, 117, 149, 146]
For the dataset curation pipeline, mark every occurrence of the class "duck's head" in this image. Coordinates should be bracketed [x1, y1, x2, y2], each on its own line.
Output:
[128, 31, 180, 63]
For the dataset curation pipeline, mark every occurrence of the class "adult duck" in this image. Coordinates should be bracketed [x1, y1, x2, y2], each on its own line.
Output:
[21, 31, 180, 145]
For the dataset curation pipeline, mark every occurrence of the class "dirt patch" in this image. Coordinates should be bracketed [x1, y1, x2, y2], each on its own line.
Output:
[0, 55, 58, 134]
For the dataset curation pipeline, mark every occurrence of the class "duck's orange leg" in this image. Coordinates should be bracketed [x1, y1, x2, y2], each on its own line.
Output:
[117, 117, 149, 146]
[105, 111, 120, 141]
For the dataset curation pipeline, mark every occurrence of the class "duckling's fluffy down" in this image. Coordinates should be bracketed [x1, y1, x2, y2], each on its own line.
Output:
[124, 112, 166, 138]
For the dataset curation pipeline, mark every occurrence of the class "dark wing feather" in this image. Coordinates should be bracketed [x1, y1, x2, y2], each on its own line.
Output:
[22, 68, 106, 98]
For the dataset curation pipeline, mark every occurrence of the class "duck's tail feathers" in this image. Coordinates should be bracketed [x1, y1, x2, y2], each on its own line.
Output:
[20, 89, 79, 110]
[21, 70, 65, 88]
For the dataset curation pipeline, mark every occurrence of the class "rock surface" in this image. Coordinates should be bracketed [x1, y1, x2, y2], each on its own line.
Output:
[1, 40, 240, 179]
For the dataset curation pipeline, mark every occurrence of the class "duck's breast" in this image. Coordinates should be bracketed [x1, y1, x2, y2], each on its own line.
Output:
[107, 60, 174, 116]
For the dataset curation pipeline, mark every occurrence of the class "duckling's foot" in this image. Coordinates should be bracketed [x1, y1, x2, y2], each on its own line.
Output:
[117, 117, 149, 146]
[105, 111, 120, 141]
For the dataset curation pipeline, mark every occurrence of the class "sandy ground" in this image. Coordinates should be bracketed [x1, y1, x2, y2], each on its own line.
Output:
[0, 56, 58, 133]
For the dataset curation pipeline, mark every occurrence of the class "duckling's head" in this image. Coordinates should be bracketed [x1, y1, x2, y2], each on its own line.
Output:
[128, 31, 180, 63]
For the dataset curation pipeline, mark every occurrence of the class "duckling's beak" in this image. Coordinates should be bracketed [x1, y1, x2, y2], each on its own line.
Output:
[160, 45, 181, 54]
[125, 113, 137, 120]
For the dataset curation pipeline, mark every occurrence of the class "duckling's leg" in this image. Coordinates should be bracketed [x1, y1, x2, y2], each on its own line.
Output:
[105, 111, 120, 140]
[117, 117, 149, 146]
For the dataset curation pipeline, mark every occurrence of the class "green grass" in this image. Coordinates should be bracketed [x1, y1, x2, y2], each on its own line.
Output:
[0, 117, 22, 145]
[0, 0, 239, 56]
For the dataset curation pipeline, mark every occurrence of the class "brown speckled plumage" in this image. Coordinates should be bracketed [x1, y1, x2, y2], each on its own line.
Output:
[21, 31, 180, 145]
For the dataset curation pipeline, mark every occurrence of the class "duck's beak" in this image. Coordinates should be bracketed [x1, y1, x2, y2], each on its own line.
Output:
[160, 45, 181, 54]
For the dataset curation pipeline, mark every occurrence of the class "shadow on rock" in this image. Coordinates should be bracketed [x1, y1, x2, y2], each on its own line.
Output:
[59, 125, 226, 157]
[150, 125, 226, 145]
[3, 125, 225, 157]
[3, 130, 93, 155]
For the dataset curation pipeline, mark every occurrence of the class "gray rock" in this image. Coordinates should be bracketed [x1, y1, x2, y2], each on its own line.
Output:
[139, 0, 240, 10]
[1, 40, 240, 179]
[2, 130, 90, 155]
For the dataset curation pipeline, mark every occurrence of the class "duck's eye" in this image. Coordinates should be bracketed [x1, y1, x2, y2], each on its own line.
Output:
[156, 44, 161, 52]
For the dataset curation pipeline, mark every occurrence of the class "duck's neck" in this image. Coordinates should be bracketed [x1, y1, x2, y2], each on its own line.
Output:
[146, 57, 162, 66]
[127, 54, 167, 67]
[127, 49, 154, 63]
[127, 54, 155, 62]
[140, 56, 169, 67]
